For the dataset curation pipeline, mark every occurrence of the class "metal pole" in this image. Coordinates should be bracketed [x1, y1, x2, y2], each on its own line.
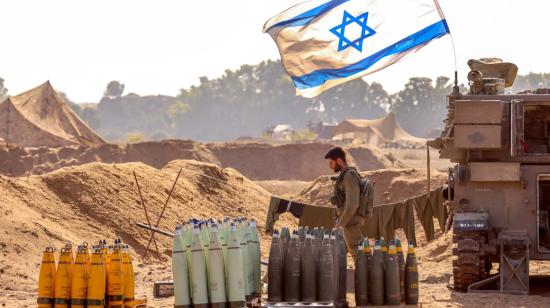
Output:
[6, 101, 9, 147]
[136, 222, 173, 238]
[427, 142, 431, 196]
[145, 168, 182, 251]
[133, 171, 160, 255]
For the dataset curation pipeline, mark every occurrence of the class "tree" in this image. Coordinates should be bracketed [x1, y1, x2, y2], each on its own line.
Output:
[390, 77, 452, 137]
[125, 132, 146, 143]
[511, 72, 550, 93]
[167, 101, 189, 126]
[58, 91, 81, 112]
[104, 81, 125, 99]
[58, 91, 101, 129]
[0, 77, 8, 100]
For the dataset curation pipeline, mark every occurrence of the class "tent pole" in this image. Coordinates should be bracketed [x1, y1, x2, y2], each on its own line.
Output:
[427, 142, 431, 195]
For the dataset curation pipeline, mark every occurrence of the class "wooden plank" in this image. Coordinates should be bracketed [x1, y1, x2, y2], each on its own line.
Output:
[455, 100, 504, 124]
[470, 162, 520, 182]
[455, 125, 502, 149]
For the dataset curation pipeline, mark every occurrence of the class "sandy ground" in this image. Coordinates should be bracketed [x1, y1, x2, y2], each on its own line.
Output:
[385, 148, 451, 172]
[0, 155, 549, 307]
[254, 180, 311, 199]
[0, 159, 295, 307]
[0, 141, 404, 180]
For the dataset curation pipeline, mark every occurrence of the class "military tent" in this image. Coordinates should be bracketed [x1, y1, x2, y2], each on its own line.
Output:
[331, 112, 425, 147]
[0, 81, 105, 147]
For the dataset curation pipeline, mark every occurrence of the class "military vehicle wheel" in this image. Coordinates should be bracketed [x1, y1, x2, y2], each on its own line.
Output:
[452, 231, 487, 292]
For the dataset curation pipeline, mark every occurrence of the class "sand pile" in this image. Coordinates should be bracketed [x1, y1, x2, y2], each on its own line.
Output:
[208, 142, 405, 181]
[0, 141, 402, 181]
[295, 168, 447, 206]
[0, 159, 295, 306]
[0, 140, 219, 176]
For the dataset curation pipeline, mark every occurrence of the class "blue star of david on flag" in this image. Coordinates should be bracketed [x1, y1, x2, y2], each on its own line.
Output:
[330, 11, 376, 52]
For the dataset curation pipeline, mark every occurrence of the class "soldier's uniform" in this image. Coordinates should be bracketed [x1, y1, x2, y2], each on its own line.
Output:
[331, 167, 365, 259]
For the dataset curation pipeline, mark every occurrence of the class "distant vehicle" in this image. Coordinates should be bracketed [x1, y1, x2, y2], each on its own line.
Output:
[429, 58, 550, 294]
[264, 124, 294, 141]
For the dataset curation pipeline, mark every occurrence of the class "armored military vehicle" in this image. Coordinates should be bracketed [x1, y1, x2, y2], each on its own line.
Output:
[429, 58, 550, 294]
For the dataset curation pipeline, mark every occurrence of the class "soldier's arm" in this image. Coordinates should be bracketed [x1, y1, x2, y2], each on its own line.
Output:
[338, 173, 360, 226]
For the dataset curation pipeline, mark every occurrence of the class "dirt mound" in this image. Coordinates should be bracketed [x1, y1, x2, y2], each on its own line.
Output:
[295, 168, 447, 206]
[0, 159, 295, 306]
[208, 142, 405, 181]
[0, 141, 402, 181]
[0, 139, 220, 176]
[254, 180, 311, 200]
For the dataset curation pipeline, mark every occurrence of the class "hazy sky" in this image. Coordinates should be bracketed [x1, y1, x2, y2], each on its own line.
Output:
[0, 0, 547, 102]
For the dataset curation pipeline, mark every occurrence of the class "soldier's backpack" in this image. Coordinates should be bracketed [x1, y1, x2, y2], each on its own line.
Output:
[333, 167, 375, 218]
[360, 177, 375, 218]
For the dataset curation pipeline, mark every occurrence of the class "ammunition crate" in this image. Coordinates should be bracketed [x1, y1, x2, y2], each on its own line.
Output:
[153, 280, 174, 298]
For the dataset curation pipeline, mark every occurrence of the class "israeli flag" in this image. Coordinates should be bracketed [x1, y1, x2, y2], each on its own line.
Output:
[263, 0, 450, 98]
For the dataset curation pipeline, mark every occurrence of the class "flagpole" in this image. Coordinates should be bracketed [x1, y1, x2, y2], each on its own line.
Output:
[450, 32, 460, 96]
[433, 0, 460, 96]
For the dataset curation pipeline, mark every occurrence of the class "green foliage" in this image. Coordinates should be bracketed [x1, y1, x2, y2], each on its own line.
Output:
[18, 60, 550, 142]
[97, 94, 175, 141]
[125, 132, 147, 144]
[173, 60, 387, 141]
[58, 91, 80, 112]
[59, 91, 101, 130]
[167, 100, 189, 128]
[104, 81, 125, 99]
[79, 107, 101, 130]
[511, 72, 550, 93]
[390, 76, 452, 136]
[289, 129, 317, 142]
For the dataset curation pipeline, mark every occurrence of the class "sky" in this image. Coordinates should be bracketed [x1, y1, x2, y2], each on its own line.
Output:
[0, 0, 548, 102]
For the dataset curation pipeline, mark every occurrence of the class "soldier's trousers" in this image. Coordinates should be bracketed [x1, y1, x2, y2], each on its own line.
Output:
[343, 215, 365, 260]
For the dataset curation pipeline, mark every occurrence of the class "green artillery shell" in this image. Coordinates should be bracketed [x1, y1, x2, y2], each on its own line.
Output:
[208, 224, 228, 307]
[249, 220, 262, 298]
[238, 221, 253, 299]
[227, 223, 246, 307]
[190, 225, 209, 306]
[184, 224, 194, 301]
[173, 226, 191, 307]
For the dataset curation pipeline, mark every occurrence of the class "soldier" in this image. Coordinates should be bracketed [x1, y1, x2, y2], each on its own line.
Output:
[325, 147, 366, 259]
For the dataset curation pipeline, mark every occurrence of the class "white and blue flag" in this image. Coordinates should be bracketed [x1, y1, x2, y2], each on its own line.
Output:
[263, 0, 450, 97]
